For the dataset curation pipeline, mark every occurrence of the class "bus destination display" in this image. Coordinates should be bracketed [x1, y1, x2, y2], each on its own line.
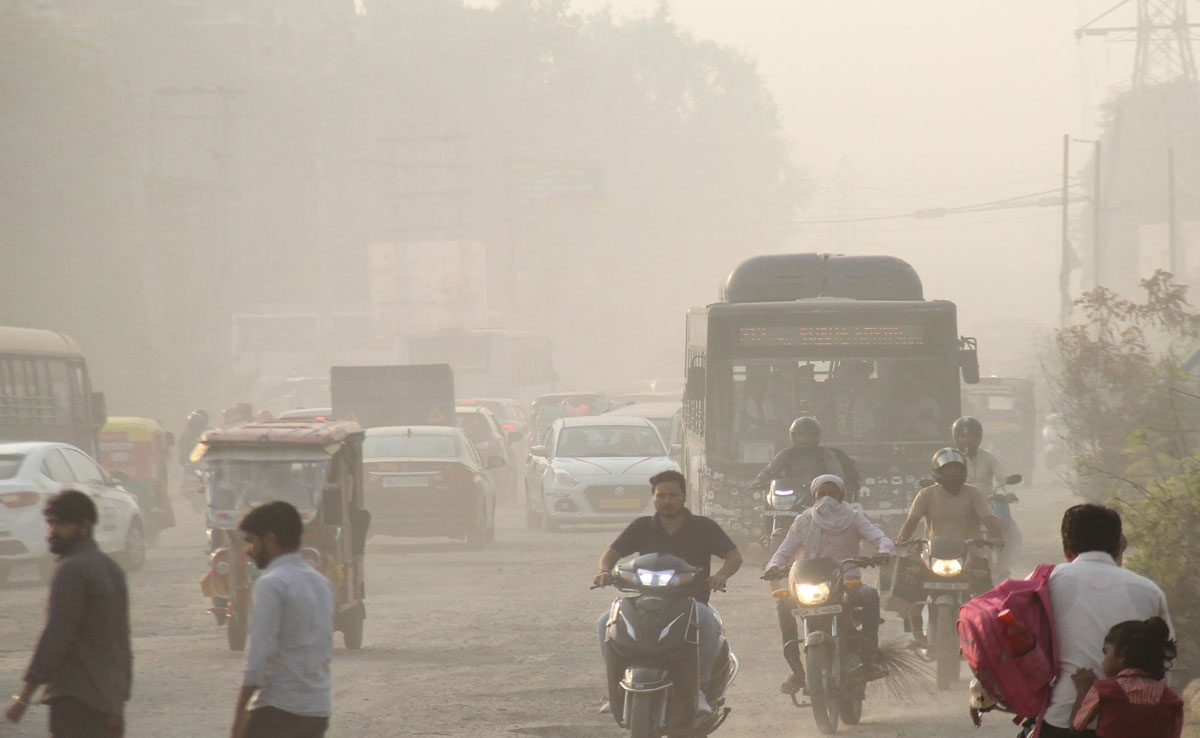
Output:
[737, 323, 926, 348]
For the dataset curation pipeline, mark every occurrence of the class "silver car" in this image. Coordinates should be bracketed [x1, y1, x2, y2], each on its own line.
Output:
[524, 417, 680, 530]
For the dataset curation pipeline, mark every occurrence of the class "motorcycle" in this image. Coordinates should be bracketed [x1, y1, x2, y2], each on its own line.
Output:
[597, 553, 738, 738]
[988, 473, 1023, 580]
[898, 537, 994, 689]
[756, 478, 810, 555]
[769, 555, 888, 735]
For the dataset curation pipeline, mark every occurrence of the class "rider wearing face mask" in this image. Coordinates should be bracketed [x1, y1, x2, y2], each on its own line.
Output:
[896, 448, 1005, 645]
[762, 475, 894, 695]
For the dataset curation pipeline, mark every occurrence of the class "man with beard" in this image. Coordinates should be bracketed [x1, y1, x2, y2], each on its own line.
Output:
[5, 490, 131, 738]
[751, 417, 860, 501]
[230, 501, 333, 738]
[762, 475, 894, 694]
[896, 448, 1004, 646]
[593, 470, 743, 715]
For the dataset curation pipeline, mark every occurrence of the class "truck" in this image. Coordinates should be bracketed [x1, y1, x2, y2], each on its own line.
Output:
[331, 364, 455, 428]
[681, 253, 980, 540]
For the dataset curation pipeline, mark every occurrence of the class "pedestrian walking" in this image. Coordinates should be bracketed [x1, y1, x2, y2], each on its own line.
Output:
[230, 501, 333, 738]
[4, 490, 132, 738]
[1040, 504, 1172, 737]
[1070, 617, 1183, 738]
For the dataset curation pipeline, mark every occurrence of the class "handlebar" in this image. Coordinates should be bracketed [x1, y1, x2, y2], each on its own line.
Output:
[761, 554, 891, 581]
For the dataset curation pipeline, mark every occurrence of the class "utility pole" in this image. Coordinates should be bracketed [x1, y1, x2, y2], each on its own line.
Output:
[1077, 0, 1200, 86]
[1060, 135, 1072, 328]
[1167, 147, 1180, 275]
[1092, 140, 1102, 287]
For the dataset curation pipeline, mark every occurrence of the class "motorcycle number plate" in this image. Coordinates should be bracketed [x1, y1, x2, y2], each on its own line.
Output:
[924, 581, 970, 591]
[382, 476, 429, 488]
[793, 604, 842, 617]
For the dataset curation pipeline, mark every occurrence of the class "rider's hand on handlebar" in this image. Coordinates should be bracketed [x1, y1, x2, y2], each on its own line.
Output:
[761, 566, 785, 581]
[871, 553, 893, 566]
[593, 571, 614, 588]
[708, 573, 729, 592]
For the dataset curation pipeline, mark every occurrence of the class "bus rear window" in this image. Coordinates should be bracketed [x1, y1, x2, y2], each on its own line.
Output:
[0, 455, 24, 479]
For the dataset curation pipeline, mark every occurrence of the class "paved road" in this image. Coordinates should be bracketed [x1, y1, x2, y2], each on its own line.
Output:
[0, 481, 1091, 737]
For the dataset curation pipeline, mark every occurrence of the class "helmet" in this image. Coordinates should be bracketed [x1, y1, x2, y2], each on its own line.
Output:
[185, 409, 209, 430]
[931, 447, 968, 492]
[789, 416, 821, 438]
[951, 416, 983, 440]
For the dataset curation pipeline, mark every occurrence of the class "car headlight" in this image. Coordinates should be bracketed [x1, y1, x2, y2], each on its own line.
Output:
[793, 582, 831, 605]
[931, 558, 964, 577]
[553, 469, 581, 487]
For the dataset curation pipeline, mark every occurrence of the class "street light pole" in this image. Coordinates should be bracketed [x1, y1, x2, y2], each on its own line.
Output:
[1060, 134, 1072, 328]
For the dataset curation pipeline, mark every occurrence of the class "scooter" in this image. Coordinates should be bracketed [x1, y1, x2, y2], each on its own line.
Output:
[597, 553, 738, 738]
[988, 473, 1023, 580]
[756, 478, 810, 556]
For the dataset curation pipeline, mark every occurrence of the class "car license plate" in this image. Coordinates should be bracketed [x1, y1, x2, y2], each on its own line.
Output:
[924, 581, 970, 591]
[596, 498, 644, 512]
[794, 604, 842, 617]
[382, 476, 429, 488]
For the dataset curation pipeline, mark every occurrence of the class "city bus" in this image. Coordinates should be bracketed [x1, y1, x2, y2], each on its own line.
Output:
[0, 327, 107, 456]
[681, 254, 979, 540]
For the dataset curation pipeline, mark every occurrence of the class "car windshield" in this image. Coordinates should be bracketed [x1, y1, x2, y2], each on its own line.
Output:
[456, 414, 493, 443]
[556, 426, 665, 458]
[206, 459, 329, 513]
[0, 455, 23, 479]
[364, 434, 460, 459]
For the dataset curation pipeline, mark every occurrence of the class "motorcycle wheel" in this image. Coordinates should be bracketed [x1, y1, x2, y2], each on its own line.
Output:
[839, 697, 863, 726]
[627, 692, 655, 738]
[934, 603, 960, 689]
[227, 609, 248, 651]
[806, 645, 840, 735]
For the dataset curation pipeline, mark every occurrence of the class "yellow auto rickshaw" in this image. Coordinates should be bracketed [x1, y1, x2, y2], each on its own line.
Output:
[98, 417, 176, 536]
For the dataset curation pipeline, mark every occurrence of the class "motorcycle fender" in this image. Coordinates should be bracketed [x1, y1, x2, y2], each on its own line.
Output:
[621, 667, 673, 694]
[804, 630, 830, 650]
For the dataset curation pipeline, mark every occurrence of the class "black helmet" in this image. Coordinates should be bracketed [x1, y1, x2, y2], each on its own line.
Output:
[931, 447, 968, 491]
[952, 416, 983, 440]
[185, 409, 209, 430]
[789, 416, 821, 438]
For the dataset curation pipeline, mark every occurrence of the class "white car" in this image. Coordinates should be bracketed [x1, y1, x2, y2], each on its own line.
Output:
[0, 441, 147, 581]
[525, 417, 681, 530]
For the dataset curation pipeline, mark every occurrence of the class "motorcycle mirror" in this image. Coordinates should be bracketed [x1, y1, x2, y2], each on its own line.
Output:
[771, 589, 789, 599]
[1005, 474, 1023, 485]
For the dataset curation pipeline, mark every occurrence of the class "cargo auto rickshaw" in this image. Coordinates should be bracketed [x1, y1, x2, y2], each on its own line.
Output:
[196, 419, 371, 651]
[98, 417, 176, 537]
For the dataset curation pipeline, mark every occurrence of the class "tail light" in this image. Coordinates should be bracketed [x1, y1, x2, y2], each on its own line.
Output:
[503, 423, 516, 431]
[300, 546, 324, 573]
[0, 492, 40, 508]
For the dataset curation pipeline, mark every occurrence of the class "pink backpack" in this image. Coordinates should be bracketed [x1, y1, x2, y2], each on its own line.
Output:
[958, 564, 1058, 726]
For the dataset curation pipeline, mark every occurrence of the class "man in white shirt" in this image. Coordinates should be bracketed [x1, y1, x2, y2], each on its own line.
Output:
[1040, 504, 1171, 737]
[231, 501, 334, 738]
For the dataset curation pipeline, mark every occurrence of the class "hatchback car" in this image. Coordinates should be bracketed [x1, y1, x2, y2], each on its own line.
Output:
[525, 417, 680, 530]
[0, 441, 147, 581]
[362, 426, 502, 545]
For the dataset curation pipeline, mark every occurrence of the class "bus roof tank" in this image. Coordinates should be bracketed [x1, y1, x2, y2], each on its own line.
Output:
[723, 253, 923, 303]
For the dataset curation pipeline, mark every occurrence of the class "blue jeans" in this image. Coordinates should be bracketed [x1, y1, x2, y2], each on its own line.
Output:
[597, 601, 723, 683]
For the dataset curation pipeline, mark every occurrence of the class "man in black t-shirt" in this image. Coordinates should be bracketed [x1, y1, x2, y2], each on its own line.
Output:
[593, 470, 742, 713]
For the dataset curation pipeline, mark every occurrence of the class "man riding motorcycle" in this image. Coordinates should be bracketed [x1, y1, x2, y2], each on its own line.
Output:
[752, 417, 861, 501]
[895, 447, 1004, 646]
[762, 475, 894, 694]
[953, 416, 1022, 576]
[593, 470, 744, 715]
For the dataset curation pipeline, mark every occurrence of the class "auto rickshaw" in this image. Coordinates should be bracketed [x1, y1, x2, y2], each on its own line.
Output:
[196, 419, 371, 651]
[98, 417, 176, 536]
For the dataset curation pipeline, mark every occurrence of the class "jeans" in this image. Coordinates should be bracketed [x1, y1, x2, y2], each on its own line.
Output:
[246, 706, 329, 738]
[777, 584, 881, 676]
[597, 601, 723, 683]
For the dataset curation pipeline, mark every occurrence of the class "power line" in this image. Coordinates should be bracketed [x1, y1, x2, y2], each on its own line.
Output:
[792, 186, 1080, 225]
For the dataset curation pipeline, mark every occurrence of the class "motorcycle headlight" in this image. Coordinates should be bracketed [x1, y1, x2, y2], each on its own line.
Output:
[636, 569, 676, 587]
[931, 558, 964, 577]
[793, 582, 831, 605]
[553, 469, 581, 487]
[768, 489, 797, 510]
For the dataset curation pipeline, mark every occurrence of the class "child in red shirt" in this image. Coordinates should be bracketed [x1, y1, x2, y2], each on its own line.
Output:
[1070, 617, 1182, 737]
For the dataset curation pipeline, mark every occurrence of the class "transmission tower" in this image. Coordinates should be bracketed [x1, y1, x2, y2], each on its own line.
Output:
[1078, 0, 1199, 86]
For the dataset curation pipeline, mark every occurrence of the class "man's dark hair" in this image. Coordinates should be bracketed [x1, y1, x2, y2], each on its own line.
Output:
[1061, 503, 1122, 556]
[239, 500, 303, 550]
[649, 469, 687, 495]
[44, 489, 97, 525]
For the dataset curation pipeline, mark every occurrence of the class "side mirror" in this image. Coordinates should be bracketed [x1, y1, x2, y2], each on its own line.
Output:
[91, 391, 108, 425]
[959, 336, 980, 384]
[108, 471, 130, 488]
[1005, 474, 1023, 485]
[685, 365, 705, 402]
[487, 455, 506, 469]
[530, 445, 549, 458]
